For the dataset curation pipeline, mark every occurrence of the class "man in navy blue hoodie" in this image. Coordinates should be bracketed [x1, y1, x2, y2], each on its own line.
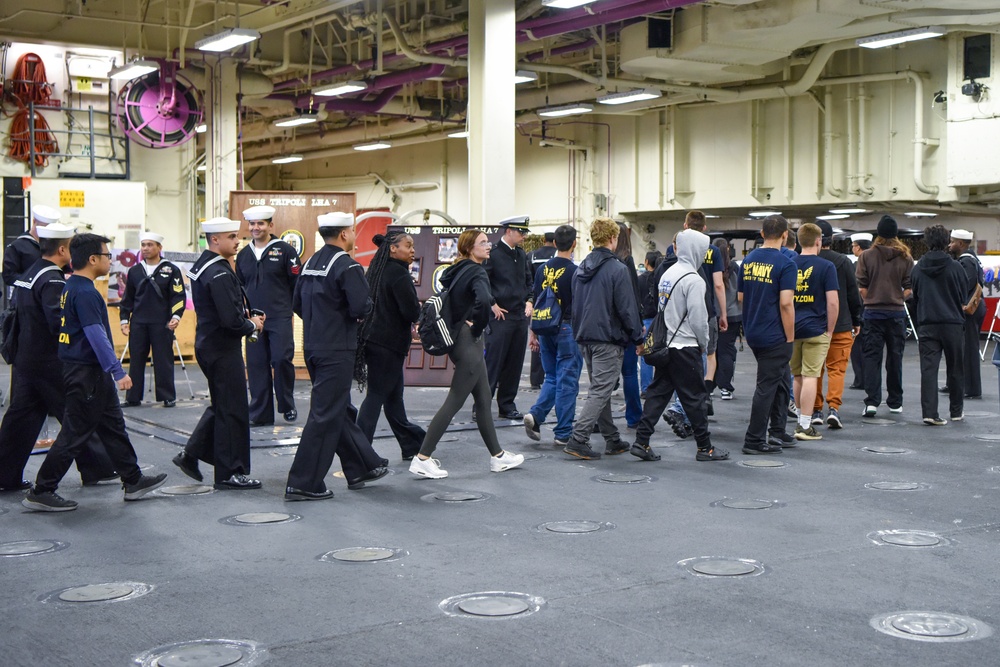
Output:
[563, 217, 643, 460]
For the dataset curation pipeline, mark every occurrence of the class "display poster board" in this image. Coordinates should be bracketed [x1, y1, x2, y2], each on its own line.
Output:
[389, 224, 503, 387]
[228, 191, 357, 374]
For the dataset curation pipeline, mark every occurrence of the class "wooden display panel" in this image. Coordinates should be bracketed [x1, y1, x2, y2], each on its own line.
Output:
[228, 191, 357, 376]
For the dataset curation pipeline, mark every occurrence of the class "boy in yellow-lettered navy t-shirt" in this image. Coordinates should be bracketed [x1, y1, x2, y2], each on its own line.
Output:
[737, 216, 797, 455]
[23, 234, 167, 512]
[790, 223, 839, 442]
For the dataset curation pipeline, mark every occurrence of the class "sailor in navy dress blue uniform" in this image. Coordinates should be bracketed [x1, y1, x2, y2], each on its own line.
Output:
[119, 231, 186, 407]
[236, 205, 300, 425]
[284, 211, 388, 501]
[3, 204, 59, 302]
[0, 223, 114, 492]
[173, 217, 265, 490]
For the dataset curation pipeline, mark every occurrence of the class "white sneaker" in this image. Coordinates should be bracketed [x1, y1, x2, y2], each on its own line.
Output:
[409, 456, 448, 479]
[490, 450, 524, 473]
[889, 406, 903, 414]
[523, 413, 541, 441]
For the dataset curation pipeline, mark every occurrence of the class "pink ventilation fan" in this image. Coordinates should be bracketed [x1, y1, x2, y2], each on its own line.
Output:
[116, 61, 203, 148]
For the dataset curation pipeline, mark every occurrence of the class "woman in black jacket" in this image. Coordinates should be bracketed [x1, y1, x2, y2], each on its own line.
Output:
[409, 229, 525, 479]
[356, 231, 426, 460]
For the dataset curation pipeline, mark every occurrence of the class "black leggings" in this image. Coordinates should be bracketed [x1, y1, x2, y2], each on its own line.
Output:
[419, 325, 501, 458]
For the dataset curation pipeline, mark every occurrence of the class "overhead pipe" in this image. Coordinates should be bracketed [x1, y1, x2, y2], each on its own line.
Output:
[846, 85, 856, 196]
[244, 128, 454, 168]
[269, 64, 444, 108]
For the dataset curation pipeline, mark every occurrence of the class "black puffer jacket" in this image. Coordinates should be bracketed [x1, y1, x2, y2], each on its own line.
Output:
[572, 247, 643, 346]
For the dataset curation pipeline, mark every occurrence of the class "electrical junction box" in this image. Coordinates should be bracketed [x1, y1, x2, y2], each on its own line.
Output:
[67, 55, 112, 95]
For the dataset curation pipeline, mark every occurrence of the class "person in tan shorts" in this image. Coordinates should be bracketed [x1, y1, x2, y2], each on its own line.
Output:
[790, 223, 839, 441]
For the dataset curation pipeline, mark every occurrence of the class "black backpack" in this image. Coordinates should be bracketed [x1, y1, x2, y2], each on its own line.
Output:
[530, 283, 562, 336]
[0, 298, 18, 365]
[417, 263, 475, 356]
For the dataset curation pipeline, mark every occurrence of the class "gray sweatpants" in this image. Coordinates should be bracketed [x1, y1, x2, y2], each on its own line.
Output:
[570, 342, 624, 446]
[419, 325, 502, 458]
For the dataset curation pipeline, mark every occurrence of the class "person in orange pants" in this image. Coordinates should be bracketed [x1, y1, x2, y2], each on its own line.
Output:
[811, 221, 863, 429]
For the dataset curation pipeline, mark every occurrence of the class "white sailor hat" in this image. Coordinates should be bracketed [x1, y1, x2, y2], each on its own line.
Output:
[499, 215, 531, 231]
[318, 211, 354, 228]
[139, 232, 164, 244]
[243, 205, 276, 222]
[850, 232, 873, 243]
[950, 229, 974, 241]
[36, 223, 76, 239]
[31, 205, 61, 225]
[201, 217, 241, 234]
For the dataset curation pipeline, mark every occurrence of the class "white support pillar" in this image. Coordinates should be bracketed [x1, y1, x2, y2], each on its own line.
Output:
[205, 60, 240, 219]
[467, 0, 516, 228]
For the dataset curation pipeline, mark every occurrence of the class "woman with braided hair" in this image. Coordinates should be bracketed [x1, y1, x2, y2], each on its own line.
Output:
[355, 231, 426, 460]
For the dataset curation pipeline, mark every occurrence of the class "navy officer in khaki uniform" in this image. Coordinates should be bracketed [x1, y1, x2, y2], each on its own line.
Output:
[235, 205, 300, 425]
[119, 232, 186, 407]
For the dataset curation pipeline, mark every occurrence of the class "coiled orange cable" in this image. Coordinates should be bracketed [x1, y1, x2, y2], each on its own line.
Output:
[5, 53, 58, 166]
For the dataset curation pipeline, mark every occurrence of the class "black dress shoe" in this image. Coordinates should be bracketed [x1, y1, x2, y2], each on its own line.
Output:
[163, 400, 176, 408]
[0, 479, 31, 492]
[965, 394, 982, 400]
[848, 383, 864, 390]
[499, 410, 523, 420]
[172, 452, 203, 482]
[249, 420, 274, 427]
[939, 386, 950, 394]
[284, 486, 333, 501]
[82, 474, 120, 487]
[347, 466, 389, 490]
[122, 401, 141, 407]
[283, 409, 298, 422]
[214, 474, 261, 490]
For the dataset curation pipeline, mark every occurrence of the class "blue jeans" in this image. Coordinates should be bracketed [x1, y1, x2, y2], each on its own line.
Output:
[621, 343, 642, 426]
[640, 318, 654, 393]
[529, 323, 583, 440]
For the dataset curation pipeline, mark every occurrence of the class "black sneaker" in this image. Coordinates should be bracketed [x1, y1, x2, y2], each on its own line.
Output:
[605, 440, 630, 456]
[663, 409, 692, 439]
[563, 441, 602, 460]
[742, 442, 782, 455]
[768, 432, 797, 448]
[523, 413, 541, 442]
[22, 490, 78, 512]
[123, 473, 167, 501]
[696, 446, 730, 461]
[630, 443, 661, 461]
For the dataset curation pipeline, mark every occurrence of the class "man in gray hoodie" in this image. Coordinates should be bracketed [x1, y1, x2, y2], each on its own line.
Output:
[564, 217, 644, 460]
[631, 229, 728, 462]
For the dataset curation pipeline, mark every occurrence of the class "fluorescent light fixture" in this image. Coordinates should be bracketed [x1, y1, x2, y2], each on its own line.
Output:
[354, 141, 391, 152]
[598, 88, 662, 105]
[538, 103, 594, 118]
[857, 26, 945, 49]
[273, 112, 318, 128]
[749, 210, 782, 218]
[314, 80, 368, 97]
[194, 27, 260, 53]
[196, 164, 206, 172]
[904, 211, 937, 217]
[447, 130, 469, 138]
[514, 70, 538, 84]
[816, 214, 849, 220]
[108, 59, 158, 81]
[705, 214, 720, 219]
[829, 207, 868, 214]
[542, 0, 599, 8]
[271, 154, 303, 165]
[195, 123, 207, 133]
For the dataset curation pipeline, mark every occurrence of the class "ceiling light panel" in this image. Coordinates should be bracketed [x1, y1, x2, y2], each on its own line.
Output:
[538, 103, 594, 118]
[354, 141, 391, 151]
[195, 28, 260, 53]
[597, 89, 662, 105]
[857, 26, 945, 49]
[314, 81, 368, 97]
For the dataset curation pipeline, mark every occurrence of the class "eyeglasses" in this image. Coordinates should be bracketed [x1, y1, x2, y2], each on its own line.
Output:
[95, 253, 113, 259]
[476, 241, 493, 247]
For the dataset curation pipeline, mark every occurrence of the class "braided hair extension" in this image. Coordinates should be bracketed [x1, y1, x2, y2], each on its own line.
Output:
[354, 229, 410, 392]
